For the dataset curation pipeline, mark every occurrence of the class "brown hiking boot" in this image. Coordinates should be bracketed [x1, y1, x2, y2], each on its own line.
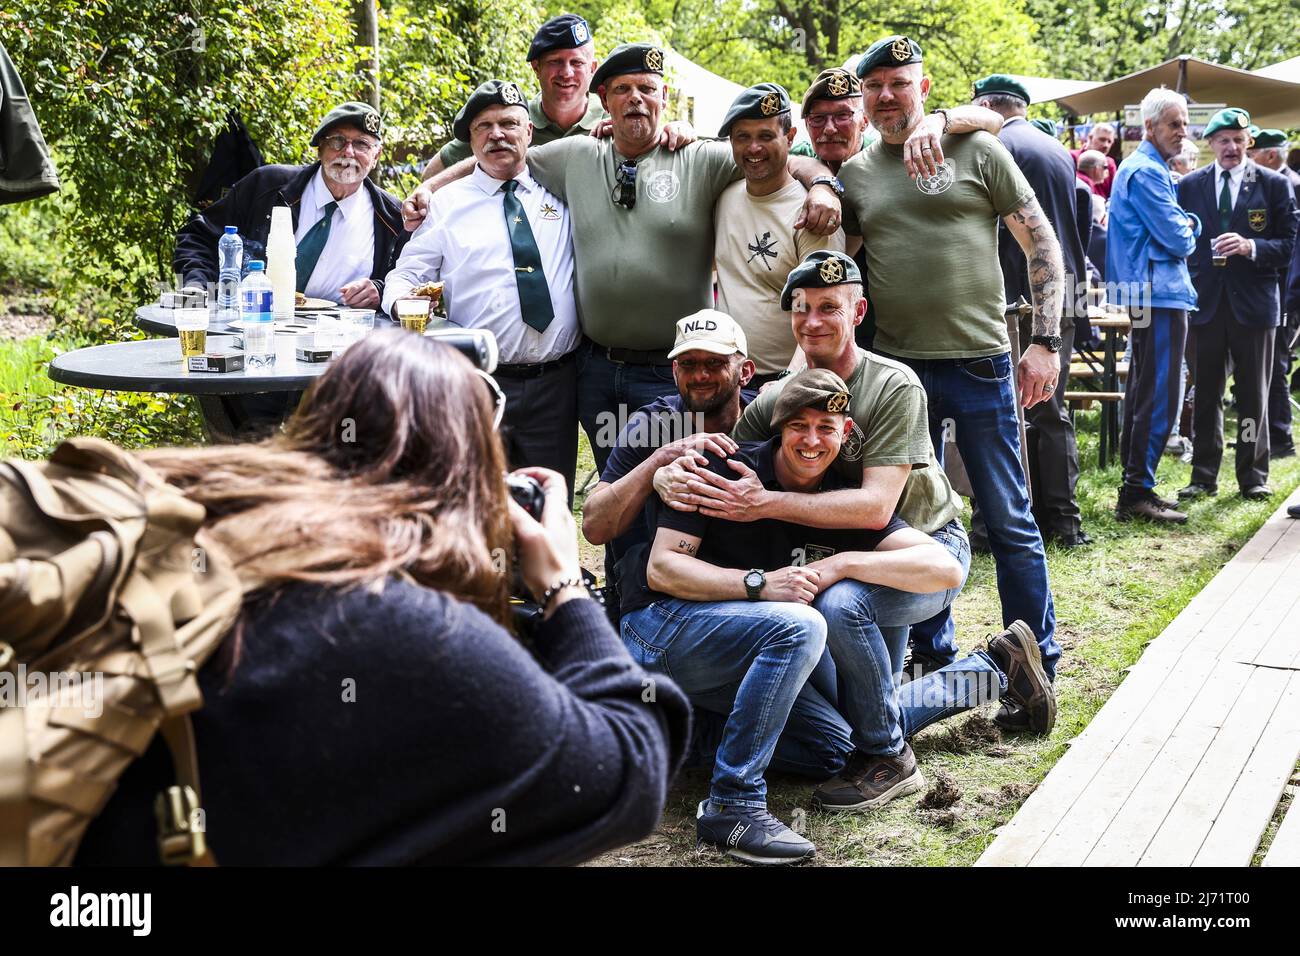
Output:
[812, 744, 925, 811]
[987, 620, 1056, 735]
[1115, 491, 1188, 524]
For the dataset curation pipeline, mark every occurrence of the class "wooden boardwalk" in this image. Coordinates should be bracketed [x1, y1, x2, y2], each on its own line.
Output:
[978, 491, 1300, 867]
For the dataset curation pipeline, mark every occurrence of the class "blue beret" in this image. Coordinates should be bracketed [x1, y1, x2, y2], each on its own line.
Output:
[311, 101, 383, 145]
[972, 73, 1030, 103]
[452, 80, 528, 142]
[780, 250, 862, 311]
[855, 35, 923, 78]
[1203, 107, 1251, 139]
[591, 43, 664, 90]
[718, 83, 791, 137]
[527, 14, 591, 60]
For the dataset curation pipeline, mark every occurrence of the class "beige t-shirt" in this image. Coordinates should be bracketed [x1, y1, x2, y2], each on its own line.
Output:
[714, 179, 843, 374]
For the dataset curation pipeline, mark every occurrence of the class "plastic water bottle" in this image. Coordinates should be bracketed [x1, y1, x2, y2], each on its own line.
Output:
[240, 261, 275, 368]
[216, 225, 243, 323]
[267, 206, 297, 321]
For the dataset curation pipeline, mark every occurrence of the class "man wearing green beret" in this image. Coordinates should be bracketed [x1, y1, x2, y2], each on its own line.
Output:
[175, 100, 407, 309]
[714, 83, 844, 386]
[1249, 129, 1300, 193]
[836, 35, 1065, 692]
[1176, 107, 1299, 500]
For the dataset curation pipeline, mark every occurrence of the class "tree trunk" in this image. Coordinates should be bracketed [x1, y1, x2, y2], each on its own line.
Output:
[355, 0, 380, 112]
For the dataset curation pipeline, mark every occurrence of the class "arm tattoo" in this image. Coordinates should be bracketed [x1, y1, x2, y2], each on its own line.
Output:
[677, 539, 697, 555]
[1011, 198, 1064, 336]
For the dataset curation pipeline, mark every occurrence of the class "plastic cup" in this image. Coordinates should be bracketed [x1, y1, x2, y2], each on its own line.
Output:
[338, 308, 375, 344]
[393, 297, 432, 333]
[174, 308, 210, 358]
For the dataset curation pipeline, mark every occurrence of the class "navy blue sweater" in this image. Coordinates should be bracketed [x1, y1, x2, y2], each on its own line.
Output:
[76, 579, 690, 866]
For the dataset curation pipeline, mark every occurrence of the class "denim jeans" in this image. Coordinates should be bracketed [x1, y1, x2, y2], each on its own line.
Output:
[620, 598, 826, 809]
[881, 350, 1060, 680]
[577, 340, 679, 474]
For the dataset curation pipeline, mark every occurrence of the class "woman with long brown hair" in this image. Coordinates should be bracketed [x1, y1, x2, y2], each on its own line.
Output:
[75, 329, 690, 865]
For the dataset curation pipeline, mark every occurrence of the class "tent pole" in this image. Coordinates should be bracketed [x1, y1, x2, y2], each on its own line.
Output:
[1177, 56, 1189, 95]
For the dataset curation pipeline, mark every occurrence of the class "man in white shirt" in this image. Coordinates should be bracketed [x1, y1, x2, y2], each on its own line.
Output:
[384, 80, 582, 490]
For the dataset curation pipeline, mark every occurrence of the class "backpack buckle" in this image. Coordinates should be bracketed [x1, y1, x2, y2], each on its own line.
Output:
[154, 785, 207, 865]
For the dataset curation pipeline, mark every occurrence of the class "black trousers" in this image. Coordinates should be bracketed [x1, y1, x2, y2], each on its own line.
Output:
[1267, 321, 1295, 453]
[497, 356, 580, 496]
[1189, 306, 1273, 491]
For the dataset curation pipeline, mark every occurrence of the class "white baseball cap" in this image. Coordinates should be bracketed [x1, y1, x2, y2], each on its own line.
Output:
[667, 309, 748, 359]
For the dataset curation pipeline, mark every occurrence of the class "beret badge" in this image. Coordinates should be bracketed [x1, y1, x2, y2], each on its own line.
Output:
[891, 38, 912, 62]
[827, 71, 851, 96]
[826, 392, 850, 414]
[819, 258, 845, 283]
[645, 47, 664, 72]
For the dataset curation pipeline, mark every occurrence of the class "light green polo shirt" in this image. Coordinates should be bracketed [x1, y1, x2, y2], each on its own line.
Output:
[437, 93, 605, 167]
[527, 137, 741, 350]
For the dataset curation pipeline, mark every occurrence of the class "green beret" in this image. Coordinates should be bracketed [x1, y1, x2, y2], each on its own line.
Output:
[780, 250, 862, 311]
[972, 73, 1030, 104]
[1204, 107, 1252, 140]
[855, 35, 923, 78]
[311, 101, 383, 146]
[802, 68, 860, 113]
[591, 42, 664, 90]
[770, 368, 853, 430]
[452, 80, 529, 142]
[1247, 124, 1262, 140]
[718, 83, 790, 137]
[1252, 128, 1287, 150]
[1030, 118, 1058, 137]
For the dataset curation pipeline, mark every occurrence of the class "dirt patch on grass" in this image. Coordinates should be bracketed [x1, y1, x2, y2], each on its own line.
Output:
[914, 712, 1006, 756]
[919, 769, 961, 810]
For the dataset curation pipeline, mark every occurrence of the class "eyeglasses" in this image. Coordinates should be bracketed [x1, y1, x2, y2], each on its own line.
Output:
[476, 369, 507, 430]
[611, 160, 637, 209]
[320, 134, 380, 155]
[805, 111, 860, 130]
[674, 357, 730, 373]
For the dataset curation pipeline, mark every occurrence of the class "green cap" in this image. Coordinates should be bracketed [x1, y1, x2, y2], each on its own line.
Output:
[780, 250, 862, 311]
[1030, 118, 1058, 137]
[591, 42, 665, 89]
[311, 101, 384, 146]
[802, 68, 860, 113]
[770, 368, 853, 430]
[855, 35, 923, 78]
[972, 73, 1030, 104]
[452, 80, 529, 142]
[718, 83, 790, 137]
[1203, 107, 1252, 140]
[1252, 128, 1287, 150]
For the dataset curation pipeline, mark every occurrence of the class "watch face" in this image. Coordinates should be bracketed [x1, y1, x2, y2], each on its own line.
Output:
[745, 570, 764, 589]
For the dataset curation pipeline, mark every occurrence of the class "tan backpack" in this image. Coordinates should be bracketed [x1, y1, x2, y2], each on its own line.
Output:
[0, 437, 242, 866]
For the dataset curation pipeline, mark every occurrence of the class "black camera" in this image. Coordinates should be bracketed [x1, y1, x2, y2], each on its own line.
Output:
[506, 473, 545, 520]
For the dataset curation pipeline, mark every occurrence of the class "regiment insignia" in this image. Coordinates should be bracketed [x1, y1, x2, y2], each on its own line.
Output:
[760, 92, 781, 116]
[364, 111, 381, 133]
[819, 258, 845, 283]
[502, 84, 522, 105]
[645, 48, 664, 72]
[1248, 209, 1267, 232]
[891, 38, 912, 62]
[573, 22, 589, 44]
[539, 202, 561, 221]
[917, 160, 955, 195]
[827, 72, 851, 97]
[1237, 114, 1249, 128]
[840, 421, 865, 461]
[646, 169, 680, 203]
[826, 391, 850, 413]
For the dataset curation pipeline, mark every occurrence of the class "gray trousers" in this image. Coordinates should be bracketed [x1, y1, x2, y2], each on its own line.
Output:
[1190, 306, 1273, 491]
[497, 356, 579, 495]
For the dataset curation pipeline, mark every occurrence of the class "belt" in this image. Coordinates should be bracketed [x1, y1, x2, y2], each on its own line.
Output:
[493, 350, 577, 379]
[597, 344, 674, 366]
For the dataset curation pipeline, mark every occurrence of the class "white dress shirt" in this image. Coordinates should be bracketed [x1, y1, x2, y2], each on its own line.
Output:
[295, 169, 376, 300]
[382, 164, 580, 364]
[1212, 160, 1257, 258]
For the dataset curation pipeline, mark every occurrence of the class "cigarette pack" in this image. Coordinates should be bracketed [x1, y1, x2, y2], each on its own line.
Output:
[187, 351, 245, 373]
[295, 346, 335, 363]
[161, 290, 207, 309]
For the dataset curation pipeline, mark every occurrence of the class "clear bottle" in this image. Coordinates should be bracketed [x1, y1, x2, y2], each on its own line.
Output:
[267, 206, 297, 321]
[240, 261, 275, 368]
[216, 226, 243, 324]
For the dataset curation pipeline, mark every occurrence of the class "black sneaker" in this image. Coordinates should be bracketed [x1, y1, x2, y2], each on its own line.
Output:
[695, 801, 815, 866]
[812, 745, 925, 811]
[1177, 482, 1217, 500]
[992, 699, 1030, 732]
[986, 620, 1056, 735]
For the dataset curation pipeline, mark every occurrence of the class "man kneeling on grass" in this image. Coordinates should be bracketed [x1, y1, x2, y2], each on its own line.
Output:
[619, 369, 969, 865]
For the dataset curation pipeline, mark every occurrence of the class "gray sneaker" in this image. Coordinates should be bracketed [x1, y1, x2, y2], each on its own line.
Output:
[695, 801, 815, 866]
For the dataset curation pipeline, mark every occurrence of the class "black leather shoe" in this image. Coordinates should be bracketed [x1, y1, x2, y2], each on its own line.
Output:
[1177, 482, 1217, 500]
[1288, 503, 1300, 519]
[1241, 484, 1272, 501]
[1044, 528, 1093, 548]
[1272, 445, 1296, 460]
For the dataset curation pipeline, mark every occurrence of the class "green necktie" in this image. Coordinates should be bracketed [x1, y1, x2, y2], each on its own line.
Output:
[296, 200, 338, 293]
[502, 180, 554, 333]
[1218, 170, 1233, 233]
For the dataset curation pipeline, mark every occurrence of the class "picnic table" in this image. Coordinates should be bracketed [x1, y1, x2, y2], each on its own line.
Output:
[1068, 306, 1131, 468]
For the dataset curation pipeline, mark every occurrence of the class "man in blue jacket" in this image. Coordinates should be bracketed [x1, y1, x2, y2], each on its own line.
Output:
[1106, 89, 1200, 523]
[1177, 109, 1299, 501]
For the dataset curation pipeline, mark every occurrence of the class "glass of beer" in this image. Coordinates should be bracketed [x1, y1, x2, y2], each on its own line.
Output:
[393, 296, 432, 334]
[175, 308, 209, 359]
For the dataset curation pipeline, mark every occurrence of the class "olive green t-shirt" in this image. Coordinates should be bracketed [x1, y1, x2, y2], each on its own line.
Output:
[840, 131, 1034, 359]
[732, 348, 961, 534]
[527, 138, 741, 350]
[438, 94, 605, 168]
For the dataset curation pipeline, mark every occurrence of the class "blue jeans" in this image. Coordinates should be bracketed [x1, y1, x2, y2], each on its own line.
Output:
[621, 598, 826, 809]
[577, 340, 679, 474]
[882, 350, 1060, 680]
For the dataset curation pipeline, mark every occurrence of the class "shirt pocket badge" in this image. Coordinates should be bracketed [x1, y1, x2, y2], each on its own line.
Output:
[539, 202, 561, 221]
[1248, 209, 1266, 232]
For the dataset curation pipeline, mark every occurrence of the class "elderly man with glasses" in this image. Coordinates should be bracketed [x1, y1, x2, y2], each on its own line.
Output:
[175, 101, 407, 309]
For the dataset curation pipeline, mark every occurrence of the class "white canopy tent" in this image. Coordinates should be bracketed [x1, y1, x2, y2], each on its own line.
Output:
[665, 50, 748, 137]
[1254, 54, 1300, 85]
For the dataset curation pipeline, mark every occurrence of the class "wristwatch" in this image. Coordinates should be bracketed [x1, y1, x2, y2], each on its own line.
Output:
[809, 175, 844, 198]
[1030, 335, 1063, 353]
[743, 569, 766, 601]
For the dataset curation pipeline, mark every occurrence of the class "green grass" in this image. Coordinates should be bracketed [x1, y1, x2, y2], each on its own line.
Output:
[577, 406, 1300, 867]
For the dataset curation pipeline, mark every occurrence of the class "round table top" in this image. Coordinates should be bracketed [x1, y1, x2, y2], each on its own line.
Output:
[135, 305, 342, 337]
[49, 334, 335, 394]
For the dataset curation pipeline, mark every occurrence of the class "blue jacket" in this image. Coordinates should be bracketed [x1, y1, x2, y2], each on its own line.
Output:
[1177, 161, 1298, 328]
[1106, 139, 1200, 311]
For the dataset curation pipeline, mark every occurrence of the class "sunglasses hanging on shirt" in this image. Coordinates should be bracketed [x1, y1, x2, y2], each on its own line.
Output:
[611, 160, 637, 210]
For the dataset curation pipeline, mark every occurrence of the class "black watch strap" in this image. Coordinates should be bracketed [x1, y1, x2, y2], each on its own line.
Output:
[1031, 334, 1063, 352]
